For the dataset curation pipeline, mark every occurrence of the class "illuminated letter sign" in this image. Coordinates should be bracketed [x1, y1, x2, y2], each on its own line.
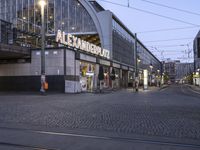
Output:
[56, 30, 110, 59]
[56, 30, 62, 43]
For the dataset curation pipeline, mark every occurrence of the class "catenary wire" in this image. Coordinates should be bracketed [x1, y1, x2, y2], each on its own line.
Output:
[140, 0, 200, 16]
[97, 0, 200, 26]
[144, 37, 193, 43]
[137, 26, 200, 34]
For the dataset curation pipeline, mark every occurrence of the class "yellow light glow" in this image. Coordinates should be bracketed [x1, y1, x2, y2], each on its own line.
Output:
[39, 0, 46, 7]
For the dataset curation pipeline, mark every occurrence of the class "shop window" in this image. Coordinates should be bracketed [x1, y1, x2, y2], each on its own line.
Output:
[80, 62, 95, 92]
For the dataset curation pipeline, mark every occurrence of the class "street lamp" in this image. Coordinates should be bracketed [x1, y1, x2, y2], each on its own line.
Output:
[137, 57, 141, 76]
[157, 69, 160, 87]
[39, 0, 46, 75]
[136, 57, 141, 89]
[137, 58, 141, 63]
[39, 0, 46, 92]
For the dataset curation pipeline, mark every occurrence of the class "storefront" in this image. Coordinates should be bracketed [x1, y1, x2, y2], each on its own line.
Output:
[139, 70, 144, 86]
[128, 68, 134, 87]
[80, 61, 96, 92]
[112, 63, 121, 88]
[121, 65, 129, 88]
[103, 66, 110, 88]
[99, 59, 111, 88]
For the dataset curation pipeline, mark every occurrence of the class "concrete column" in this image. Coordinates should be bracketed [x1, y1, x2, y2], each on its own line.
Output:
[94, 64, 99, 90]
[65, 50, 81, 93]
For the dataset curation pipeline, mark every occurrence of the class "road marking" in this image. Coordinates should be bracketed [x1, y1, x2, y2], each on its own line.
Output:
[36, 131, 111, 140]
[33, 130, 200, 149]
[1, 126, 200, 149]
[159, 86, 169, 91]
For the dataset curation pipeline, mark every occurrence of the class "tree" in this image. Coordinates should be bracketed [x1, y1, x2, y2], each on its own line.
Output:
[163, 73, 169, 84]
[186, 73, 193, 84]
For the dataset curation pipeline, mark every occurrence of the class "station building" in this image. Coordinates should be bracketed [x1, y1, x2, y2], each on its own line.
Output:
[0, 0, 161, 92]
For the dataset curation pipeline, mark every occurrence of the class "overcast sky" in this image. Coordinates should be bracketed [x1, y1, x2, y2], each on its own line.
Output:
[96, 0, 200, 62]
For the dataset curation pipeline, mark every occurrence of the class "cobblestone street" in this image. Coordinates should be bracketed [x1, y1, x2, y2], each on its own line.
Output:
[0, 85, 200, 149]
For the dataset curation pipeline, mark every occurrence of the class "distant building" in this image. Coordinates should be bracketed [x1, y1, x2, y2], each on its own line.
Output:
[175, 62, 193, 81]
[163, 60, 180, 83]
[194, 30, 200, 72]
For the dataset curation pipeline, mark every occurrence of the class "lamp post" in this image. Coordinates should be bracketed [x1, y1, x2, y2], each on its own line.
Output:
[133, 33, 138, 92]
[137, 57, 141, 82]
[157, 69, 160, 87]
[39, 0, 46, 93]
[134, 33, 138, 79]
[39, 0, 46, 75]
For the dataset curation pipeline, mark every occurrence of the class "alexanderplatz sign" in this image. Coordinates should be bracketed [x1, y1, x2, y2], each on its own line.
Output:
[56, 30, 110, 59]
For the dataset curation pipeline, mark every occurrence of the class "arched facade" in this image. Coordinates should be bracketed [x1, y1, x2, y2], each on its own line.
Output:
[0, 0, 162, 92]
[0, 0, 105, 48]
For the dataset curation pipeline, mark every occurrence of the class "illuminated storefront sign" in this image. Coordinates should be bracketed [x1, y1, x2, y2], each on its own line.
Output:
[56, 30, 110, 59]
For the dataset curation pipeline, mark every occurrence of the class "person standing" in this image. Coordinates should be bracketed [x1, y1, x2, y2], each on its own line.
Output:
[135, 77, 139, 92]
[40, 74, 46, 95]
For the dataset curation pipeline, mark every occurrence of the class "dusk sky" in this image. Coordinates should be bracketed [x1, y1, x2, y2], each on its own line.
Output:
[96, 0, 200, 62]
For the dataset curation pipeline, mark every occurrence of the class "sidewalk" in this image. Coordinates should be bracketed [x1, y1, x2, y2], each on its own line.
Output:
[186, 84, 200, 94]
[127, 85, 168, 93]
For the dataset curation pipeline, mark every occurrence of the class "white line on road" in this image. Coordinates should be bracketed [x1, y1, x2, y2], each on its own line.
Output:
[36, 131, 111, 140]
[1, 127, 200, 149]
[35, 130, 200, 149]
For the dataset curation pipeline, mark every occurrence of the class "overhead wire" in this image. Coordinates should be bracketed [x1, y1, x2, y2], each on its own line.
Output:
[150, 44, 190, 47]
[147, 44, 192, 48]
[137, 26, 200, 34]
[144, 37, 193, 43]
[140, 0, 200, 16]
[97, 0, 200, 26]
[97, 0, 195, 62]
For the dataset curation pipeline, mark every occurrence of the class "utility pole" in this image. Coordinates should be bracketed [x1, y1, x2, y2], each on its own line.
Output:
[40, 0, 46, 75]
[134, 33, 139, 91]
[39, 0, 46, 94]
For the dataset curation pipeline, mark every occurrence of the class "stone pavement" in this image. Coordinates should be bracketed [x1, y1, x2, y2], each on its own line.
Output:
[0, 85, 200, 140]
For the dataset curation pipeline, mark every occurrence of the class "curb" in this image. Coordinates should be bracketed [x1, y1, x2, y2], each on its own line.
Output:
[159, 85, 169, 91]
[186, 84, 200, 95]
